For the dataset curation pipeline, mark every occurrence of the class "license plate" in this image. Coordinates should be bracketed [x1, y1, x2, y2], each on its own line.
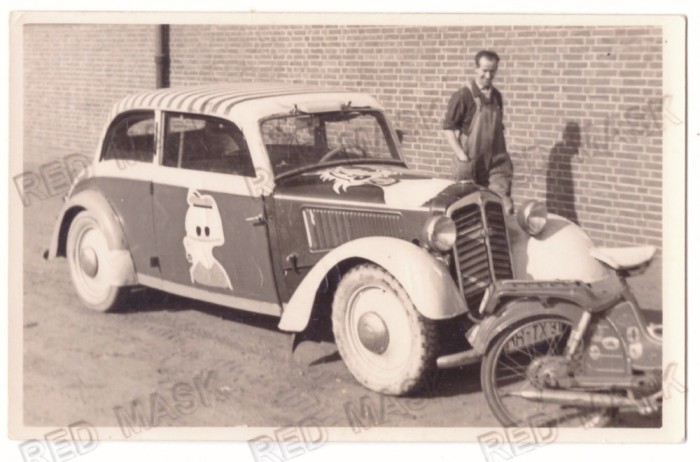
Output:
[504, 321, 565, 352]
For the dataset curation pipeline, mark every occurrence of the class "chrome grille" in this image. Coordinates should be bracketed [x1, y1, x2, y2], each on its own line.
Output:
[303, 208, 401, 252]
[451, 201, 513, 309]
[485, 202, 514, 280]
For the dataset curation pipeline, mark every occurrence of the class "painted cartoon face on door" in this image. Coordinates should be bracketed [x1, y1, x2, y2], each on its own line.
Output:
[182, 188, 233, 290]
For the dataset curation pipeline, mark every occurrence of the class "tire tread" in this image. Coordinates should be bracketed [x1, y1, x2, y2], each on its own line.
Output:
[332, 263, 439, 395]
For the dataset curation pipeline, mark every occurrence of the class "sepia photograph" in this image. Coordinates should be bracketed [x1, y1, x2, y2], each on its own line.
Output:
[7, 9, 687, 458]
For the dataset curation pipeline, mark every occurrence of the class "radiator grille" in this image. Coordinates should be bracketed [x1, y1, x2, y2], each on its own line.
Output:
[303, 208, 401, 252]
[451, 201, 513, 309]
[485, 202, 514, 280]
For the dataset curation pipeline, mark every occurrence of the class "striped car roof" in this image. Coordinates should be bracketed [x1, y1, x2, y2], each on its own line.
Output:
[109, 82, 351, 118]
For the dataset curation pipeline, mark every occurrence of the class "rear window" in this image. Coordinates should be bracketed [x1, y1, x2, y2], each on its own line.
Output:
[101, 112, 155, 164]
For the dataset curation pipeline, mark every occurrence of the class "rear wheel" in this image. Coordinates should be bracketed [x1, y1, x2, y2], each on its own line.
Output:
[66, 211, 130, 312]
[481, 316, 613, 427]
[332, 263, 438, 395]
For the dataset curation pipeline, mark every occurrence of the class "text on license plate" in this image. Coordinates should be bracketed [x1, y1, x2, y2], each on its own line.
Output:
[505, 321, 565, 352]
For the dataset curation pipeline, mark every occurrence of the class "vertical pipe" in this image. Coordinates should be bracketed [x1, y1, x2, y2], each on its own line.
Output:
[155, 25, 170, 88]
[565, 311, 591, 359]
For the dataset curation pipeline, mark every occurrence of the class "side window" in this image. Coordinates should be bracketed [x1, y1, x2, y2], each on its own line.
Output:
[101, 112, 155, 163]
[163, 113, 255, 177]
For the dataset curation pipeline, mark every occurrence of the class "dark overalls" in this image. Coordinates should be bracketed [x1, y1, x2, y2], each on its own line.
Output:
[453, 79, 513, 202]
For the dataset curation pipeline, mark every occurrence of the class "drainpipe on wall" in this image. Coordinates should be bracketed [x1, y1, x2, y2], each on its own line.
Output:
[155, 25, 170, 89]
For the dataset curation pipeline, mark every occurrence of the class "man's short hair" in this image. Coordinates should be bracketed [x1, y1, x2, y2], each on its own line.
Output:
[474, 50, 500, 67]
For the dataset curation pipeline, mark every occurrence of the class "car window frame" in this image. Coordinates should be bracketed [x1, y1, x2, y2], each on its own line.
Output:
[258, 109, 406, 179]
[159, 110, 256, 178]
[100, 110, 157, 165]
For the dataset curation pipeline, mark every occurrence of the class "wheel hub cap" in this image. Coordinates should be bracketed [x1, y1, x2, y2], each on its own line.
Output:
[79, 247, 99, 278]
[357, 311, 390, 354]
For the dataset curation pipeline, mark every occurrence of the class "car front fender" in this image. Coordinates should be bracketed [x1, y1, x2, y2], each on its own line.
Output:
[45, 188, 137, 286]
[278, 236, 467, 332]
[507, 213, 612, 283]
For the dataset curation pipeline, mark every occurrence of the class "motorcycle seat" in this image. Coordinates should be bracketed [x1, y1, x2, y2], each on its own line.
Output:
[590, 245, 656, 271]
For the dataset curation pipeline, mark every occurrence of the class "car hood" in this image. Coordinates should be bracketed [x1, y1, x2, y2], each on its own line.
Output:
[274, 164, 480, 211]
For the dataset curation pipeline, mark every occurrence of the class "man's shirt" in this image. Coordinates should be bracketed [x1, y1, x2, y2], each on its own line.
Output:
[442, 84, 503, 136]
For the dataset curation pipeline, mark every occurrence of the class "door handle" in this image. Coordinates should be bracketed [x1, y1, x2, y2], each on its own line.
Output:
[286, 253, 299, 273]
[245, 213, 267, 226]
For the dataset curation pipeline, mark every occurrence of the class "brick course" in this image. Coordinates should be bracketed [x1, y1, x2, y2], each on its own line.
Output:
[23, 24, 664, 248]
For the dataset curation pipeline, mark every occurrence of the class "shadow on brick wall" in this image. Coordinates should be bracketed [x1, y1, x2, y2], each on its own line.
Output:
[546, 122, 581, 225]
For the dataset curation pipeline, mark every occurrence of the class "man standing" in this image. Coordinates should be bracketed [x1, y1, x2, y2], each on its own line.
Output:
[442, 50, 514, 213]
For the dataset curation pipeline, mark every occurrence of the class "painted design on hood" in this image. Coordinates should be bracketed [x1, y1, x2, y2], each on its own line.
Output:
[319, 166, 399, 193]
[183, 189, 233, 291]
[317, 166, 453, 208]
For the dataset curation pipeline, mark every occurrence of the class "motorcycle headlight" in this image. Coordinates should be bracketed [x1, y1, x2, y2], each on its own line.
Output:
[517, 200, 548, 236]
[423, 215, 457, 252]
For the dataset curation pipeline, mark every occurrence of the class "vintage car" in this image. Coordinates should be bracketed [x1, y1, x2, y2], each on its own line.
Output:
[46, 83, 636, 395]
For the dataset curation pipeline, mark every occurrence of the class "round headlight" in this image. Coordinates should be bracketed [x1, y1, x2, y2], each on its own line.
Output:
[424, 216, 457, 252]
[517, 200, 548, 236]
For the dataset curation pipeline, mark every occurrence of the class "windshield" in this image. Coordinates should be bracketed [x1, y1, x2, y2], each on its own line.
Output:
[260, 110, 404, 178]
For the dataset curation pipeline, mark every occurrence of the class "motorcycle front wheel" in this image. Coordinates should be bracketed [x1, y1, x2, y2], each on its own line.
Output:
[481, 316, 613, 427]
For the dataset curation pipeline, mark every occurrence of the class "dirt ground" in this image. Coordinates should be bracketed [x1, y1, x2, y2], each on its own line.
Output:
[20, 192, 663, 434]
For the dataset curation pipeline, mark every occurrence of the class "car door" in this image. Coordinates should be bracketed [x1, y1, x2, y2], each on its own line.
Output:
[95, 110, 160, 278]
[150, 111, 280, 314]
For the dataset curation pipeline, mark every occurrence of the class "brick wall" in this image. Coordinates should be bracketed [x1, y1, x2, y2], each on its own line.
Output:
[23, 24, 156, 168]
[23, 24, 663, 248]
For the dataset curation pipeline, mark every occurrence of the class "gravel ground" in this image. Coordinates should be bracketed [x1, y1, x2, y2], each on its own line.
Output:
[20, 191, 662, 434]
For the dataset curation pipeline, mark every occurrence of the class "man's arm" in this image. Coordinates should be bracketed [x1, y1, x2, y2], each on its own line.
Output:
[442, 129, 469, 161]
[442, 88, 472, 161]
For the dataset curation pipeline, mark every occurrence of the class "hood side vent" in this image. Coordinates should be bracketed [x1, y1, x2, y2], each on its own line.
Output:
[302, 208, 401, 252]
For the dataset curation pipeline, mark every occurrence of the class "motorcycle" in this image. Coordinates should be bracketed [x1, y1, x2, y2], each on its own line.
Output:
[468, 245, 662, 427]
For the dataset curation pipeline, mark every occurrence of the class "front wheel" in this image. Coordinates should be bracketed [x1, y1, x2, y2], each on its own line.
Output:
[481, 316, 613, 427]
[66, 211, 130, 312]
[332, 263, 438, 395]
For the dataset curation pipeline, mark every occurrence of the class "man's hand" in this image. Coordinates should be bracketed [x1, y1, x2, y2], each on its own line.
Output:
[454, 157, 475, 181]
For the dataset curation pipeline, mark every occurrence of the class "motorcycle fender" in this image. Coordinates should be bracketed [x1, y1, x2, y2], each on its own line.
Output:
[46, 188, 137, 286]
[468, 299, 584, 356]
[278, 236, 467, 332]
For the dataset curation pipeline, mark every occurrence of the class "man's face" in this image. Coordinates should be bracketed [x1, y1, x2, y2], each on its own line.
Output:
[475, 57, 498, 88]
